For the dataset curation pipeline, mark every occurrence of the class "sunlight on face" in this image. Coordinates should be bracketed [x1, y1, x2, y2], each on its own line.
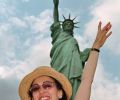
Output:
[31, 76, 62, 100]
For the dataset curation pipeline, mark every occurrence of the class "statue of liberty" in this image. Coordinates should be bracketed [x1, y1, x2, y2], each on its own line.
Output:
[50, 0, 90, 99]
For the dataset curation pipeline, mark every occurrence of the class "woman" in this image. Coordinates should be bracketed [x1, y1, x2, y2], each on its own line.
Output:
[19, 21, 112, 100]
[19, 66, 72, 100]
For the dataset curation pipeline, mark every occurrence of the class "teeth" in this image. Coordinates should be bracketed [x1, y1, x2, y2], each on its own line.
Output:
[41, 97, 48, 100]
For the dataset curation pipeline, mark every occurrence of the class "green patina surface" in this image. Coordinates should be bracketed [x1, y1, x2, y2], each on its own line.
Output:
[50, 0, 90, 99]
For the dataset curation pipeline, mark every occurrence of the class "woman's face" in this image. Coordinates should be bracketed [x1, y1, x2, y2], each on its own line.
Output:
[30, 76, 62, 100]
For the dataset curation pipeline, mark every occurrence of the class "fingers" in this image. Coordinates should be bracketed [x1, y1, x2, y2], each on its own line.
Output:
[102, 31, 112, 46]
[94, 21, 112, 49]
[106, 31, 112, 38]
[103, 22, 110, 30]
[102, 22, 112, 40]
[103, 22, 112, 32]
[98, 21, 102, 32]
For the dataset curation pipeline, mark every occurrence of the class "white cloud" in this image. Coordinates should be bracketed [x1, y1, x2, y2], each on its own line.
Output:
[90, 61, 120, 100]
[8, 17, 27, 28]
[24, 9, 52, 33]
[0, 1, 15, 17]
[0, 66, 9, 78]
[0, 61, 29, 79]
[26, 38, 51, 68]
[0, 23, 16, 60]
[81, 0, 120, 99]
[0, 23, 10, 35]
[0, 38, 52, 80]
[0, 10, 53, 80]
[75, 34, 90, 51]
[84, 0, 120, 55]
[22, 0, 30, 2]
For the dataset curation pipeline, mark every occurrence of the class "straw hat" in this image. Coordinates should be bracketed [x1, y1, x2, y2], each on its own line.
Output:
[19, 66, 72, 100]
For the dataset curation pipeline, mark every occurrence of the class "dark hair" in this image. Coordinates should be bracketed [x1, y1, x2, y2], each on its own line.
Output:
[28, 76, 67, 100]
[54, 79, 67, 100]
[28, 84, 33, 100]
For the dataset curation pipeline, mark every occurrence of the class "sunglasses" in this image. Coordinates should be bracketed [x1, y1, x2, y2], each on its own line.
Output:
[29, 81, 55, 93]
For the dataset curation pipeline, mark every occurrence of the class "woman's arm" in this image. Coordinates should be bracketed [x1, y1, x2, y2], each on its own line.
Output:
[53, 0, 59, 23]
[74, 21, 112, 100]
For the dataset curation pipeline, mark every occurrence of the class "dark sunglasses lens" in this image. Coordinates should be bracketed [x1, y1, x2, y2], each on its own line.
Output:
[43, 82, 53, 89]
[30, 85, 40, 92]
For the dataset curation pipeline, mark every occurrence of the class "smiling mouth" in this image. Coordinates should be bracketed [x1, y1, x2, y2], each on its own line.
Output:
[41, 97, 49, 100]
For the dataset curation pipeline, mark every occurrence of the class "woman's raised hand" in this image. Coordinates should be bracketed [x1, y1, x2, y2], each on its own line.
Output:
[92, 21, 112, 49]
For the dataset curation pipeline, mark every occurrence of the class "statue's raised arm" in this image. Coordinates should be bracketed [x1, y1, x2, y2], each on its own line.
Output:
[53, 0, 59, 23]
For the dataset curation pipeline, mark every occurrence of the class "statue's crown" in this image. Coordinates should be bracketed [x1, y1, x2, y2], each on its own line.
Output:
[62, 14, 79, 28]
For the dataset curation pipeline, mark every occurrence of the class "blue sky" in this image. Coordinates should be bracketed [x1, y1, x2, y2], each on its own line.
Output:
[0, 0, 120, 100]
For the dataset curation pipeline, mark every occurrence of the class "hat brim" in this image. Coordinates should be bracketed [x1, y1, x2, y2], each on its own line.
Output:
[19, 66, 72, 100]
